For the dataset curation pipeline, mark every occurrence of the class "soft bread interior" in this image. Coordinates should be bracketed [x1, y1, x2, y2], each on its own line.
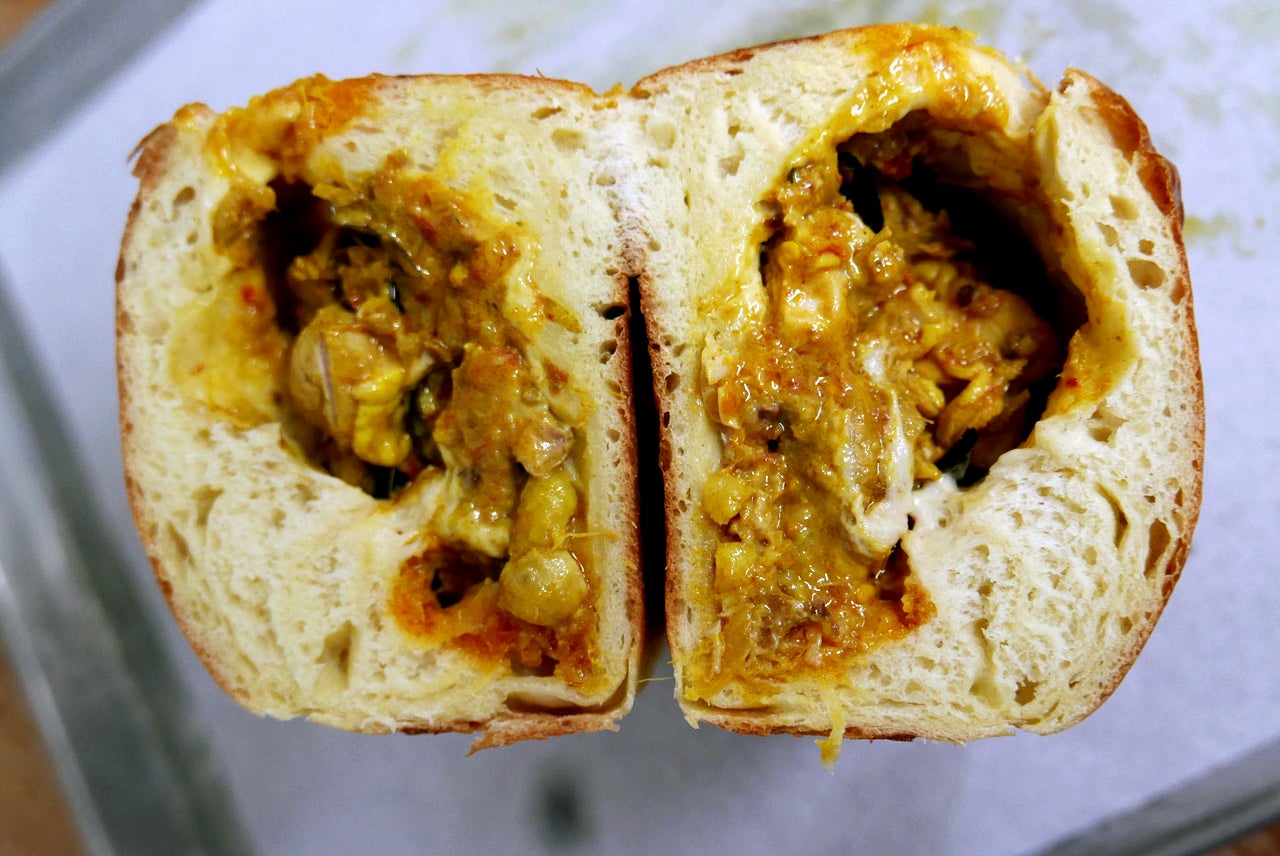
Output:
[118, 76, 642, 744]
[628, 27, 1201, 742]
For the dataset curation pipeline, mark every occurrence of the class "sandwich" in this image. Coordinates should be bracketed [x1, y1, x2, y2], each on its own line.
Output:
[117, 75, 643, 747]
[118, 24, 1201, 754]
[632, 25, 1201, 758]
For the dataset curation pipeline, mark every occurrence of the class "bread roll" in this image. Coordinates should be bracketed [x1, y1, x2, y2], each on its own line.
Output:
[629, 25, 1201, 756]
[117, 75, 643, 747]
[119, 25, 1201, 753]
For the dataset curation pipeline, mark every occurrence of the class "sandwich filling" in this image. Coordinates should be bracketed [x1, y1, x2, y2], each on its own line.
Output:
[172, 80, 600, 690]
[689, 133, 1060, 703]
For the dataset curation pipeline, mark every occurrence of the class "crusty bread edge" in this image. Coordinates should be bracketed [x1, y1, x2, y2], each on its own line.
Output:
[1028, 68, 1203, 726]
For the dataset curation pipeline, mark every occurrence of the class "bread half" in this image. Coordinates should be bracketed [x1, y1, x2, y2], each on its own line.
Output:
[117, 75, 643, 746]
[630, 25, 1202, 752]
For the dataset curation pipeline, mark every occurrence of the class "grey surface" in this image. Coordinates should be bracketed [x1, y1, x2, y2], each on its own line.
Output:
[1039, 736, 1280, 856]
[0, 0, 202, 169]
[1, 3, 247, 851]
[0, 273, 251, 855]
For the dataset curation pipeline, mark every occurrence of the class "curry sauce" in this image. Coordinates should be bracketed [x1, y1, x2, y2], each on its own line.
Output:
[177, 82, 598, 688]
[687, 139, 1060, 703]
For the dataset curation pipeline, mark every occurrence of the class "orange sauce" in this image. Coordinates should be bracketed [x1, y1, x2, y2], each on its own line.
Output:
[179, 78, 598, 686]
[687, 135, 1057, 703]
